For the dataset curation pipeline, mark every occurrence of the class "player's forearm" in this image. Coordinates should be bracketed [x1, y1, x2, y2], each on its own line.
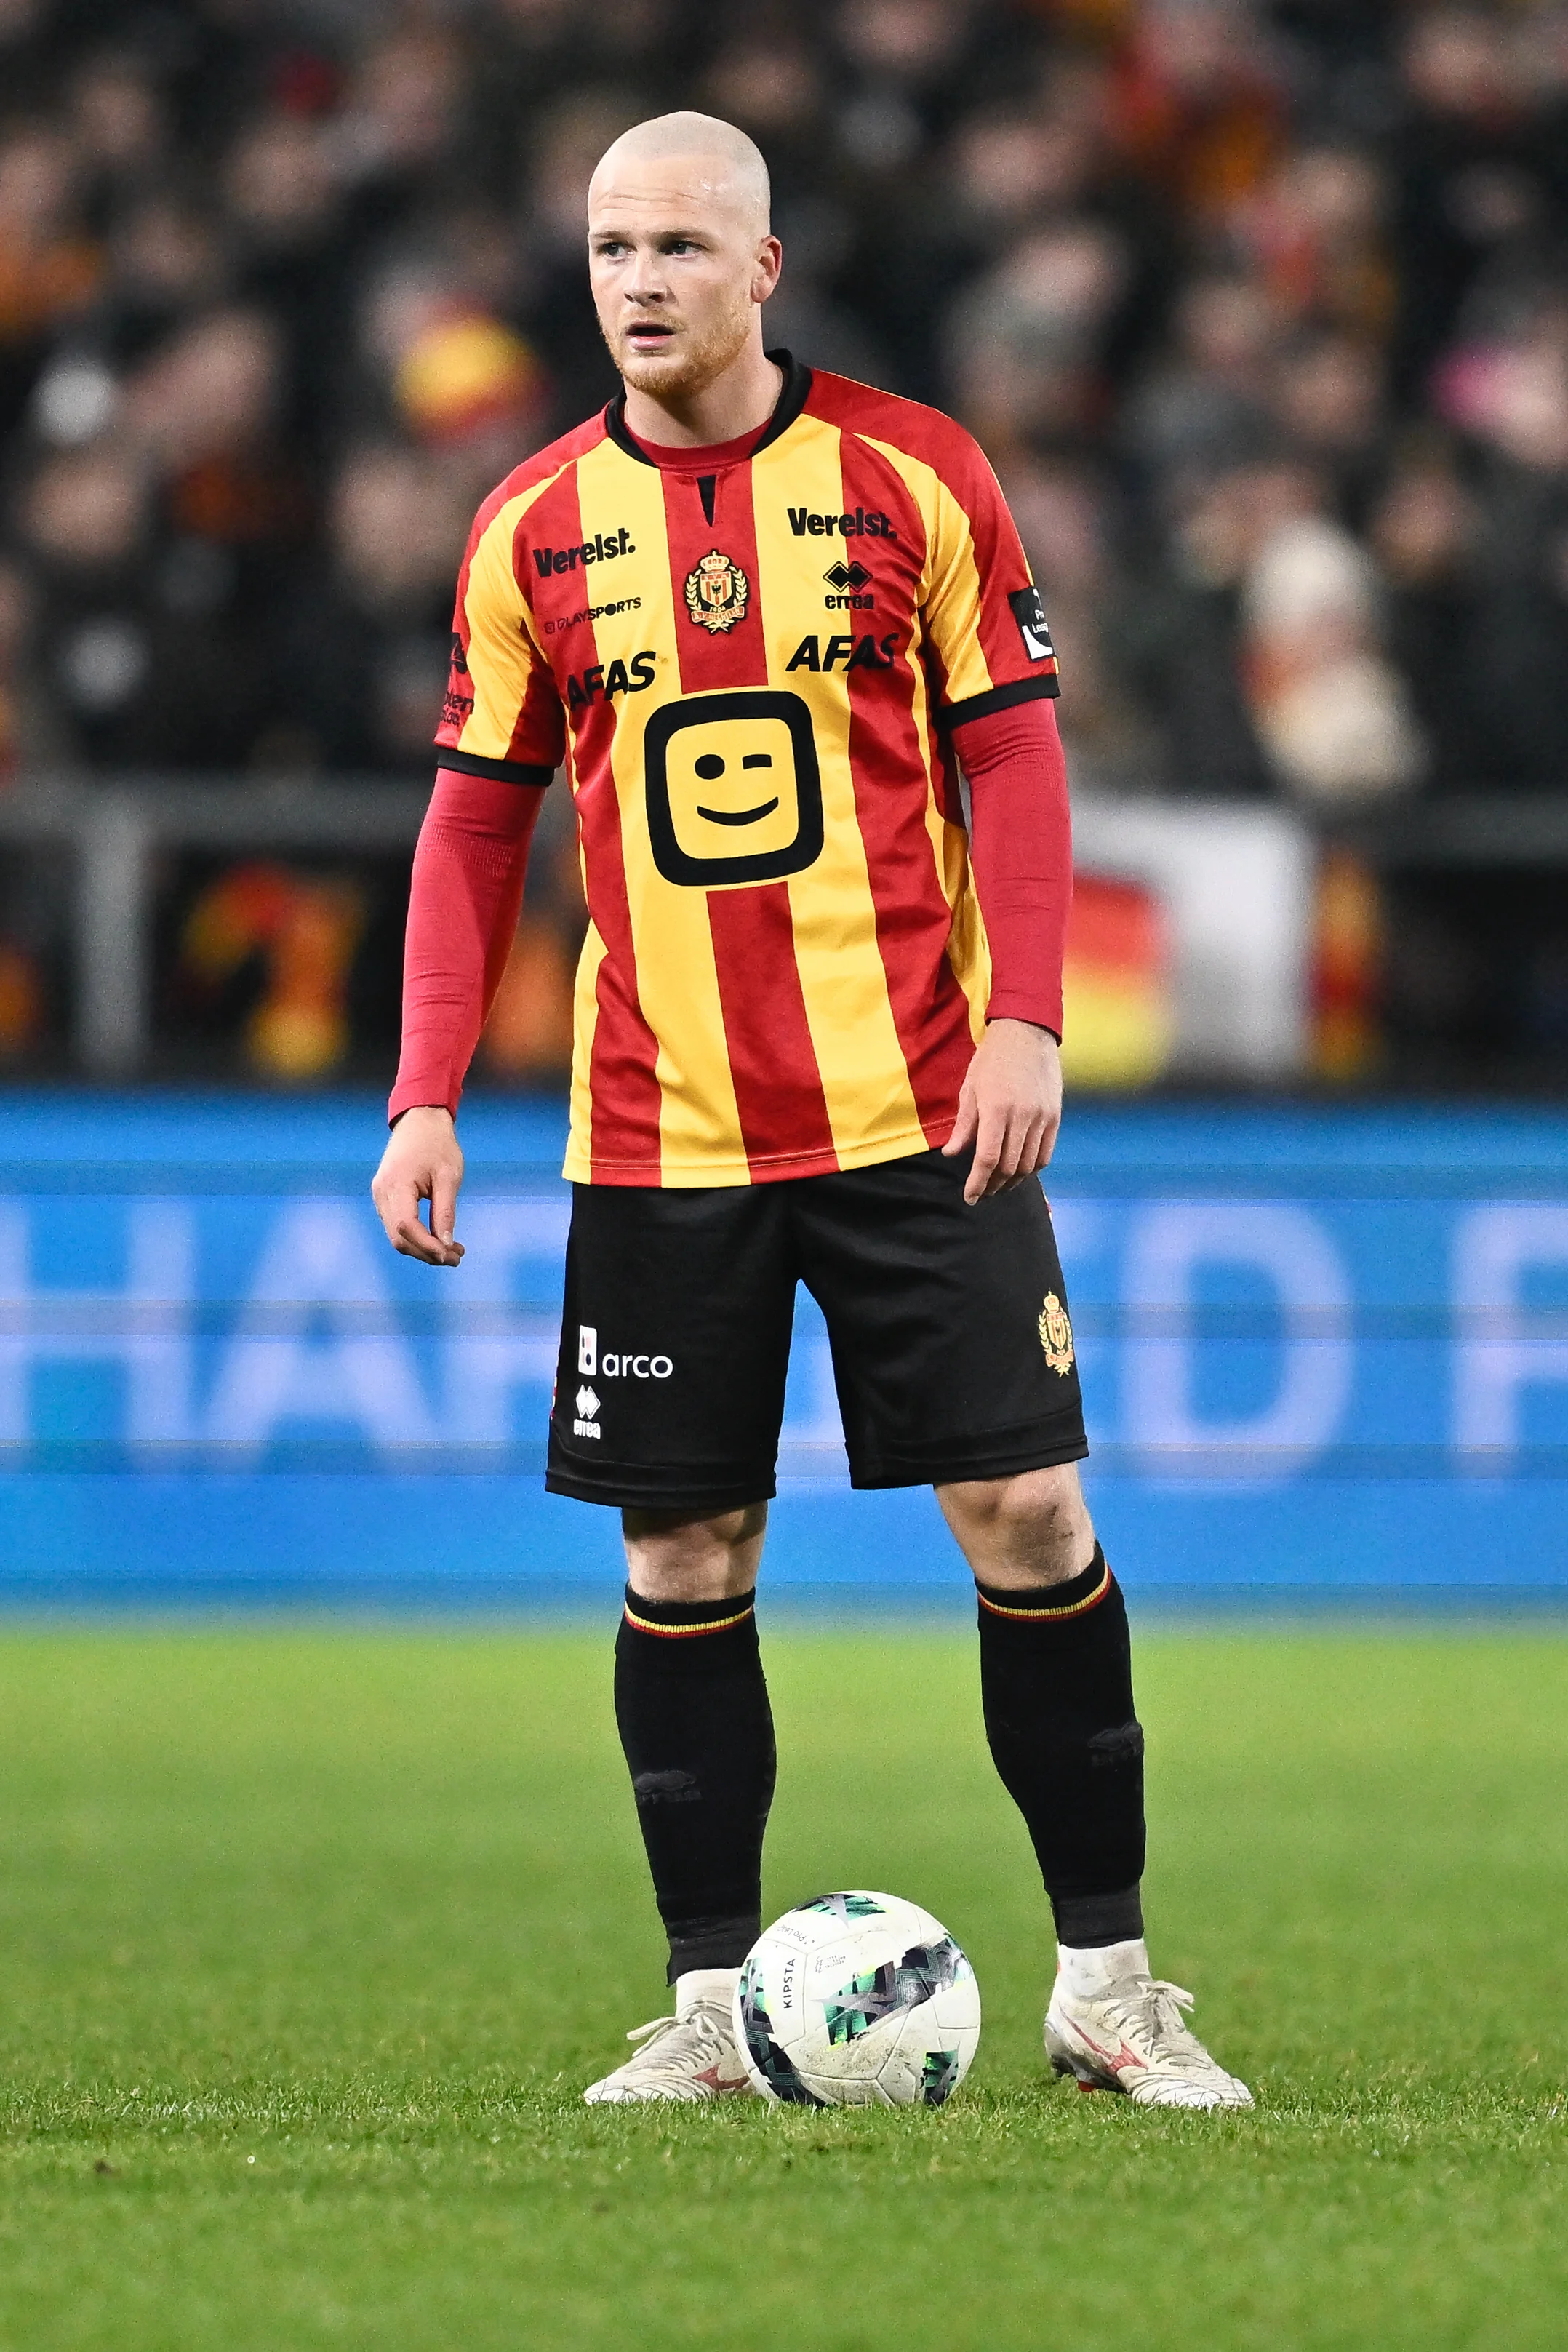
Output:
[388, 766, 547, 1123]
[956, 697, 1072, 1040]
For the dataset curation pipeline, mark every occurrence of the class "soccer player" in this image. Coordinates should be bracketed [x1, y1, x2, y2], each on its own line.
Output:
[372, 112, 1250, 2111]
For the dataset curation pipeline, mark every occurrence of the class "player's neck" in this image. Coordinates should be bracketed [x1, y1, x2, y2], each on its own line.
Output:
[620, 344, 783, 451]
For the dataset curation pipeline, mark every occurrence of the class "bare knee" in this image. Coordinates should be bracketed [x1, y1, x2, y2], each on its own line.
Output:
[937, 1463, 1095, 1590]
[623, 1501, 767, 1603]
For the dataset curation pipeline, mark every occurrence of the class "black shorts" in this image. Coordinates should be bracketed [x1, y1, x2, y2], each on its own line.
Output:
[545, 1147, 1087, 1513]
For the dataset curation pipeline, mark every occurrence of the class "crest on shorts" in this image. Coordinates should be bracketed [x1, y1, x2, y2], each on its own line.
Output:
[1039, 1291, 1074, 1376]
[684, 548, 750, 633]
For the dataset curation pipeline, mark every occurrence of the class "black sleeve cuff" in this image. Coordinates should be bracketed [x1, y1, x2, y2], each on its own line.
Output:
[434, 748, 555, 785]
[939, 673, 1060, 730]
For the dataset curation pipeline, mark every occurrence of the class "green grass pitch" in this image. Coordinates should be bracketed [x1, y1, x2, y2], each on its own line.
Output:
[0, 1624, 1564, 2351]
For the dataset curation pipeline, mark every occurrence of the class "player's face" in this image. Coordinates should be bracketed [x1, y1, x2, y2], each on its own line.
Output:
[587, 154, 780, 399]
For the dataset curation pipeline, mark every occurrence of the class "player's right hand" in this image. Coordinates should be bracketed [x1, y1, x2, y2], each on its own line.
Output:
[371, 1105, 465, 1266]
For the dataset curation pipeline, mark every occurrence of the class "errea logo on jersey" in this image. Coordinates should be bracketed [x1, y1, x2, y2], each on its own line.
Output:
[823, 559, 873, 611]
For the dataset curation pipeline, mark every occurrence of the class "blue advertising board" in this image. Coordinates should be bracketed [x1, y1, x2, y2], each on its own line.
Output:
[0, 1092, 1563, 1604]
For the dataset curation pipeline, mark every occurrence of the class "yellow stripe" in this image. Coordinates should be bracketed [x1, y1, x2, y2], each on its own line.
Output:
[622, 1599, 755, 1637]
[456, 471, 571, 764]
[978, 1563, 1111, 1621]
[848, 433, 992, 1040]
[572, 440, 745, 1185]
[751, 420, 921, 1161]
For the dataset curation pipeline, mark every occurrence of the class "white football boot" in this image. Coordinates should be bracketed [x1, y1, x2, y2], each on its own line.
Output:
[583, 1967, 756, 2104]
[1044, 1938, 1254, 2110]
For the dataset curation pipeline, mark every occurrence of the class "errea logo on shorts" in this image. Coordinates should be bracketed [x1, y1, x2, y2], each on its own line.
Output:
[574, 1327, 600, 1433]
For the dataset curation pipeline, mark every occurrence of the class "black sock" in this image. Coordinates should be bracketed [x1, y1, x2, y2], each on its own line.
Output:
[977, 1545, 1145, 1948]
[613, 1587, 775, 1983]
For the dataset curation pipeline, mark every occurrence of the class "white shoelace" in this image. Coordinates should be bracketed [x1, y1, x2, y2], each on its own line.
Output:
[1097, 1978, 1207, 2064]
[617, 2001, 732, 2079]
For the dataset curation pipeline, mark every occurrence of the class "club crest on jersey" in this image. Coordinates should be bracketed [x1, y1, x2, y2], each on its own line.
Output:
[1039, 1292, 1075, 1376]
[684, 548, 750, 634]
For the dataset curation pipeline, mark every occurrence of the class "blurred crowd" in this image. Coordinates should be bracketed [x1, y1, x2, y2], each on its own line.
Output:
[1, 0, 1567, 1078]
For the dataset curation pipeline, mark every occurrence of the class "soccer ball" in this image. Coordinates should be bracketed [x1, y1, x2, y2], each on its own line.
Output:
[734, 1890, 981, 2108]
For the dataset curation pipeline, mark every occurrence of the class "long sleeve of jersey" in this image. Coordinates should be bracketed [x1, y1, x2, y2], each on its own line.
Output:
[954, 695, 1073, 1041]
[387, 768, 547, 1123]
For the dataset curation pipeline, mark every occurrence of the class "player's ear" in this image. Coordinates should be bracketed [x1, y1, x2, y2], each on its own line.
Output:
[753, 235, 783, 303]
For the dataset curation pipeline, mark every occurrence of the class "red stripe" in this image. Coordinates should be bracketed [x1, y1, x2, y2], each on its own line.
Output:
[661, 464, 768, 696]
[515, 468, 587, 649]
[956, 436, 1044, 695]
[540, 468, 662, 1176]
[838, 433, 976, 1142]
[707, 884, 837, 1172]
[660, 465, 835, 1176]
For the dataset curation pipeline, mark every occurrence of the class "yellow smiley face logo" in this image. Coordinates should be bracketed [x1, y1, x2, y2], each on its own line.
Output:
[644, 689, 824, 887]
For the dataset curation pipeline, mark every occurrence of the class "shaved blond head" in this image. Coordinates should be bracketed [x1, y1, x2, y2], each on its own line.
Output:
[585, 110, 782, 428]
[589, 111, 770, 236]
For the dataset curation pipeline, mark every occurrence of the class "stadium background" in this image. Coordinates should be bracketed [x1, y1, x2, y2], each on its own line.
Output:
[0, 0, 1565, 1598]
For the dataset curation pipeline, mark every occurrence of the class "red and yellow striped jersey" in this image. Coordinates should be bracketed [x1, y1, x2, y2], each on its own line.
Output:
[436, 353, 1060, 1187]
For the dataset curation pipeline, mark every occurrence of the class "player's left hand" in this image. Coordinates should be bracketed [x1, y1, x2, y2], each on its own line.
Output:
[943, 1019, 1063, 1205]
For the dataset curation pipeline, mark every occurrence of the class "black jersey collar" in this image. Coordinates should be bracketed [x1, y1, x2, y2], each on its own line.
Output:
[604, 349, 812, 465]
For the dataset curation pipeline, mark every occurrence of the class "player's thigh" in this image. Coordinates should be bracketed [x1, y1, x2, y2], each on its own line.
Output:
[791, 1148, 1087, 1487]
[546, 1181, 796, 1511]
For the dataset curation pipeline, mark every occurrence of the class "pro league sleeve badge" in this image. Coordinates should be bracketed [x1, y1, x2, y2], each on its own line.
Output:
[1008, 585, 1056, 664]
